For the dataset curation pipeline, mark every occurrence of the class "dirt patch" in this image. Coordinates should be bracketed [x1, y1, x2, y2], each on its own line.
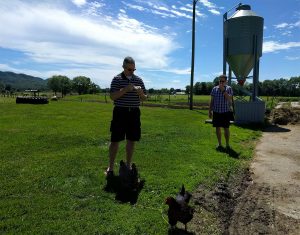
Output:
[188, 124, 300, 235]
[268, 106, 300, 125]
[189, 167, 253, 234]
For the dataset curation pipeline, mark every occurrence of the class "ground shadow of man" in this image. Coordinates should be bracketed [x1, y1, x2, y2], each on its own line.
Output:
[104, 161, 145, 204]
[216, 146, 240, 158]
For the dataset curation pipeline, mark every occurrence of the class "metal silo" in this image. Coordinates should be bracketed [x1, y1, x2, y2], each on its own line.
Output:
[223, 4, 265, 123]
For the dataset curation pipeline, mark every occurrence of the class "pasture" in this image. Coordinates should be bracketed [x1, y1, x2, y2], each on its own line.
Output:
[0, 97, 260, 234]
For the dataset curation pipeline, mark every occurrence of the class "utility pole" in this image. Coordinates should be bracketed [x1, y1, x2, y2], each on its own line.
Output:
[190, 0, 198, 110]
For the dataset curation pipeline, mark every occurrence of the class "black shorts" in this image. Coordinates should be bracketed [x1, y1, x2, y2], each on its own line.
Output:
[110, 106, 141, 142]
[212, 112, 231, 128]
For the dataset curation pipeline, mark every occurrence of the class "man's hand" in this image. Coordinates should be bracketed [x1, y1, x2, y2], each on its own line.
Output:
[124, 84, 134, 92]
[134, 86, 143, 96]
[209, 110, 212, 118]
[134, 86, 147, 101]
[219, 84, 225, 93]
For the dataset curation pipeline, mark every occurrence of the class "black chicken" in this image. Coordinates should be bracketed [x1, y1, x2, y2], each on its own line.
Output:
[176, 184, 192, 206]
[117, 160, 144, 204]
[165, 196, 194, 231]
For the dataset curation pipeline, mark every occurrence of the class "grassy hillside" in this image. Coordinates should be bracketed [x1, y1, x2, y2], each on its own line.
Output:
[0, 71, 47, 91]
[0, 97, 261, 234]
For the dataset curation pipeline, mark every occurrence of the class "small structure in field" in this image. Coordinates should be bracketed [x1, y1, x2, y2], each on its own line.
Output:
[16, 90, 48, 104]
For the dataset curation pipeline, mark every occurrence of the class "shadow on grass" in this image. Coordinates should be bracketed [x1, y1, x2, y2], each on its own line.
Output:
[167, 227, 195, 235]
[104, 173, 145, 205]
[216, 146, 240, 159]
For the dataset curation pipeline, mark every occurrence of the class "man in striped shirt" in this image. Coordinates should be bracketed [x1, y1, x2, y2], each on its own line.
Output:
[209, 75, 233, 151]
[106, 56, 147, 176]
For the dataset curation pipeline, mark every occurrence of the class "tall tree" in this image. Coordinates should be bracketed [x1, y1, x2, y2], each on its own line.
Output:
[72, 76, 91, 95]
[47, 75, 61, 95]
[47, 75, 71, 97]
[194, 82, 201, 95]
[0, 81, 5, 92]
[200, 82, 208, 95]
[89, 82, 101, 94]
[60, 76, 71, 97]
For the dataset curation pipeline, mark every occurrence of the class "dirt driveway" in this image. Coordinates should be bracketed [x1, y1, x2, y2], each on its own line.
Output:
[189, 124, 300, 235]
[228, 124, 300, 234]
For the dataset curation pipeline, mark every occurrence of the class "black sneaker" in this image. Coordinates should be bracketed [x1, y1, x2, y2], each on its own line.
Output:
[105, 170, 114, 178]
[216, 145, 224, 151]
[225, 146, 232, 153]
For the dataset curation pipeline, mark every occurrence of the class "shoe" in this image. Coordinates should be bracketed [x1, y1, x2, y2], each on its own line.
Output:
[216, 145, 224, 151]
[225, 146, 232, 153]
[104, 168, 114, 178]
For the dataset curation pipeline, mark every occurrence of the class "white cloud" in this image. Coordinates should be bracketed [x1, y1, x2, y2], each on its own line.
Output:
[0, 0, 178, 85]
[122, 2, 146, 12]
[148, 2, 193, 19]
[199, 0, 220, 15]
[0, 64, 13, 71]
[159, 68, 190, 75]
[274, 20, 300, 36]
[199, 0, 216, 9]
[285, 56, 300, 61]
[274, 20, 300, 29]
[209, 9, 221, 15]
[263, 41, 300, 53]
[274, 22, 289, 29]
[281, 31, 293, 36]
[84, 1, 105, 16]
[72, 0, 86, 7]
[124, 1, 205, 19]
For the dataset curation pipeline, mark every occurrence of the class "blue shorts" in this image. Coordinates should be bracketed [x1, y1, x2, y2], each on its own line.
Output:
[110, 106, 141, 142]
[212, 112, 231, 128]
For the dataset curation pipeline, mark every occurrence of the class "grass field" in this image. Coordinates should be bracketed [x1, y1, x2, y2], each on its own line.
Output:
[0, 97, 261, 234]
[62, 93, 211, 107]
[53, 93, 294, 110]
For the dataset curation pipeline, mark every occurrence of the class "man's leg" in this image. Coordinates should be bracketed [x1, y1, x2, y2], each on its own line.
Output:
[224, 128, 230, 147]
[216, 127, 222, 146]
[126, 140, 135, 168]
[108, 141, 119, 171]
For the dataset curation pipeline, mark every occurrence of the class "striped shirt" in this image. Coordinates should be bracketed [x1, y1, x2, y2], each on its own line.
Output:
[110, 72, 146, 107]
[210, 85, 233, 113]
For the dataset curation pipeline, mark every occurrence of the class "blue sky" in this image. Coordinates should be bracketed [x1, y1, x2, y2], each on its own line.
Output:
[0, 0, 299, 89]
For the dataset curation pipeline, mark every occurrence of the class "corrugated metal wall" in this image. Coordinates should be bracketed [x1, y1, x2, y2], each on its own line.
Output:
[235, 100, 265, 123]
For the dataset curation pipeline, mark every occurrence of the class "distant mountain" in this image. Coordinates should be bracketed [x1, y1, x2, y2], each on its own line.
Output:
[0, 71, 48, 91]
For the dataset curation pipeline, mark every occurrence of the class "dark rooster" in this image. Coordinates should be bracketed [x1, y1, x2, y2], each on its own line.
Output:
[165, 185, 194, 231]
[176, 184, 192, 206]
[116, 160, 144, 204]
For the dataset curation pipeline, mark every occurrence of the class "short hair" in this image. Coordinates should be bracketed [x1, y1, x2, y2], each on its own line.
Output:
[123, 56, 135, 68]
[219, 74, 227, 80]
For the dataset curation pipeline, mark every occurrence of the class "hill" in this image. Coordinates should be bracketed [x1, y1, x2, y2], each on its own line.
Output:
[0, 71, 47, 91]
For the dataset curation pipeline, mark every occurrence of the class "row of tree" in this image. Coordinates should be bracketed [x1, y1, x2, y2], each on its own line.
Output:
[192, 76, 300, 97]
[1, 73, 299, 97]
[147, 76, 300, 97]
[47, 75, 101, 97]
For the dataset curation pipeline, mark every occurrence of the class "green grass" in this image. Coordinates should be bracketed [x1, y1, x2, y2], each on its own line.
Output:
[0, 97, 261, 234]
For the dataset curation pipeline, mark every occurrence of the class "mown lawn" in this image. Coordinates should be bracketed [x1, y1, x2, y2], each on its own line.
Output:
[0, 97, 260, 234]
